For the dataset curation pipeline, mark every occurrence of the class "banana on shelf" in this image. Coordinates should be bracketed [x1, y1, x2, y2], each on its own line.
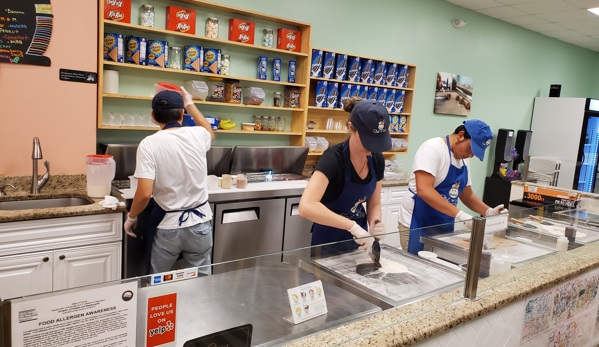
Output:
[218, 118, 237, 130]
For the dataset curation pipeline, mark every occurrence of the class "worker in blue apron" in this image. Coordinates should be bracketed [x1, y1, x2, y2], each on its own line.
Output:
[299, 99, 392, 257]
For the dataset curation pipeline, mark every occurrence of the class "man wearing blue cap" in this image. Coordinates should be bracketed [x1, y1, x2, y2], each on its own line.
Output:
[398, 119, 507, 254]
[124, 88, 215, 274]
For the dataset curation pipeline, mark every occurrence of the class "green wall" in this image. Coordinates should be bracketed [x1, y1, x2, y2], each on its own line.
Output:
[100, 0, 599, 200]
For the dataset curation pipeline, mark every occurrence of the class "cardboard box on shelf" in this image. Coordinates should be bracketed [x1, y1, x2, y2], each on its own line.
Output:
[104, 0, 131, 23]
[166, 6, 196, 34]
[277, 28, 301, 52]
[229, 18, 255, 44]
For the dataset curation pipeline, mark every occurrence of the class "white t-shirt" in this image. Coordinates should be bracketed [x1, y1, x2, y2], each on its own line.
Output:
[398, 137, 472, 227]
[134, 127, 213, 229]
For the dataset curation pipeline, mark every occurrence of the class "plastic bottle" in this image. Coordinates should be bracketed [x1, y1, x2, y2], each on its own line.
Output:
[265, 170, 273, 182]
[556, 236, 569, 252]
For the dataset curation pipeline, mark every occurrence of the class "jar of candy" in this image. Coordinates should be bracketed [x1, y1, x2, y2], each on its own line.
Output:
[253, 115, 262, 131]
[276, 117, 286, 132]
[140, 5, 155, 27]
[221, 55, 230, 76]
[273, 92, 282, 107]
[206, 17, 219, 38]
[208, 78, 225, 102]
[168, 47, 182, 69]
[262, 29, 274, 48]
[267, 116, 276, 131]
[258, 116, 267, 131]
[224, 79, 242, 104]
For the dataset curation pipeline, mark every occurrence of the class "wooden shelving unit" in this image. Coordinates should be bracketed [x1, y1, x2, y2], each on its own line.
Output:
[98, 0, 311, 144]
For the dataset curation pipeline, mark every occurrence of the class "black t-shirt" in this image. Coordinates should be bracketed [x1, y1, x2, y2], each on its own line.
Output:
[314, 142, 385, 204]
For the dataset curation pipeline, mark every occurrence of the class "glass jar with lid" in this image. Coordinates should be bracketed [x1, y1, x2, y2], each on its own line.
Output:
[140, 5, 155, 27]
[207, 78, 225, 102]
[276, 117, 286, 132]
[273, 92, 282, 107]
[253, 115, 262, 131]
[267, 116, 276, 131]
[220, 55, 230, 76]
[262, 29, 274, 48]
[168, 47, 182, 69]
[206, 17, 219, 38]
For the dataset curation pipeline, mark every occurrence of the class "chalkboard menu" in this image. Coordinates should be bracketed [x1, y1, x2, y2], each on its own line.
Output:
[0, 0, 52, 66]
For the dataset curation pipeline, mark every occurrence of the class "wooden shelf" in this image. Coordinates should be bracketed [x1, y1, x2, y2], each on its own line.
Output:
[215, 130, 302, 136]
[307, 106, 410, 116]
[103, 21, 308, 57]
[99, 125, 160, 131]
[310, 77, 413, 92]
[307, 151, 406, 157]
[103, 61, 306, 88]
[103, 94, 304, 111]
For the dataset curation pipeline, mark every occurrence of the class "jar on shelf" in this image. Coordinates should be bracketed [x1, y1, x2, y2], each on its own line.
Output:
[168, 47, 182, 69]
[224, 79, 242, 104]
[140, 5, 155, 27]
[206, 17, 219, 38]
[267, 116, 276, 131]
[208, 78, 225, 102]
[262, 29, 274, 48]
[221, 55, 231, 76]
[258, 116, 267, 131]
[284, 88, 301, 108]
[273, 91, 282, 107]
[276, 117, 286, 132]
[253, 115, 262, 131]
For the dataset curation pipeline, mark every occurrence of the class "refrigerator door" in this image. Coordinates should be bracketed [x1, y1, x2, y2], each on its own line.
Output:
[577, 115, 599, 192]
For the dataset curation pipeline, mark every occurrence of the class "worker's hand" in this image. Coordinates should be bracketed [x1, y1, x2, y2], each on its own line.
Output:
[369, 220, 386, 241]
[124, 214, 138, 238]
[486, 204, 508, 216]
[348, 221, 374, 251]
[179, 86, 194, 108]
[455, 210, 473, 229]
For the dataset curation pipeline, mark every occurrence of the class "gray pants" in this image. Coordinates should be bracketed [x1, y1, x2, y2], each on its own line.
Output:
[151, 221, 213, 276]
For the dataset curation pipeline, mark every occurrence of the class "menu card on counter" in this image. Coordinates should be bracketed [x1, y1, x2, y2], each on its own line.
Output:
[285, 280, 328, 324]
[1, 0, 53, 66]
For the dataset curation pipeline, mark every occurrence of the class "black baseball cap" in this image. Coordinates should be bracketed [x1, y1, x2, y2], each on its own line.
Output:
[152, 91, 184, 110]
[349, 100, 392, 153]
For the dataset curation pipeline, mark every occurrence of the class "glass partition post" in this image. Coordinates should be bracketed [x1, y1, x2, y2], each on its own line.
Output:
[462, 216, 486, 300]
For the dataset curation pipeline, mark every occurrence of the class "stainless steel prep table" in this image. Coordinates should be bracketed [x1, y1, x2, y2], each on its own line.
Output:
[138, 263, 381, 347]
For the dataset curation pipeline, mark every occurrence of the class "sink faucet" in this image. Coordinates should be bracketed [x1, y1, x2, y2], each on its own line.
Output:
[31, 137, 50, 194]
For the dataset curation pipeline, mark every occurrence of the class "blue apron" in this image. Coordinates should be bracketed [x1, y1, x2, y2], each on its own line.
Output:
[407, 135, 468, 254]
[144, 122, 208, 273]
[311, 140, 378, 256]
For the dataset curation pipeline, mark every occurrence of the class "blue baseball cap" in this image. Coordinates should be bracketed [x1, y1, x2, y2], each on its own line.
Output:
[152, 91, 184, 110]
[350, 100, 392, 153]
[463, 119, 493, 161]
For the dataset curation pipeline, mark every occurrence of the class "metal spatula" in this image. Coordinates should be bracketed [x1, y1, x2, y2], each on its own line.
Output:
[370, 240, 381, 266]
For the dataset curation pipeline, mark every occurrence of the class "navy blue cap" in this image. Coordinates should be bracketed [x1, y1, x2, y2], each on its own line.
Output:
[152, 91, 184, 110]
[463, 119, 493, 161]
[350, 100, 392, 153]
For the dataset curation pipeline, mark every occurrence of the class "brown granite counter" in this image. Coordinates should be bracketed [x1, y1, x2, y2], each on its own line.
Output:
[0, 174, 126, 223]
[382, 180, 409, 187]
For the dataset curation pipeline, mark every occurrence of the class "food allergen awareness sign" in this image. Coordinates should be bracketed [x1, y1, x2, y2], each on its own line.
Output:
[146, 293, 177, 347]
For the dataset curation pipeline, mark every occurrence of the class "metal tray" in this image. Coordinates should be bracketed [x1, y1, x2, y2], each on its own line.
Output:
[508, 215, 599, 245]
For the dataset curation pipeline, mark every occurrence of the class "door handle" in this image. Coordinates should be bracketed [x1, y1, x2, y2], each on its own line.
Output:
[43, 257, 49, 262]
[222, 207, 259, 224]
[59, 255, 65, 260]
[290, 203, 300, 216]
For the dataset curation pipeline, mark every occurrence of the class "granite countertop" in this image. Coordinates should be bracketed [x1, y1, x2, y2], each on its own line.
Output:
[0, 175, 126, 223]
[283, 240, 599, 347]
[382, 180, 409, 187]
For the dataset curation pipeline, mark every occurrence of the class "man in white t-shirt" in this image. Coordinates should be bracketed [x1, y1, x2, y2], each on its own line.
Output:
[124, 88, 215, 275]
[398, 120, 507, 254]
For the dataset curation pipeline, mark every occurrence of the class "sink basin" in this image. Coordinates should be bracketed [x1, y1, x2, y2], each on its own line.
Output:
[0, 197, 93, 211]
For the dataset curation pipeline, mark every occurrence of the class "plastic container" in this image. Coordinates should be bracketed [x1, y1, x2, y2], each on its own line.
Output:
[418, 251, 437, 260]
[242, 123, 255, 131]
[243, 87, 265, 105]
[207, 78, 225, 102]
[206, 17, 219, 38]
[207, 175, 219, 190]
[154, 82, 182, 94]
[184, 80, 209, 101]
[128, 175, 138, 192]
[556, 236, 569, 252]
[224, 79, 242, 104]
[284, 88, 301, 108]
[305, 137, 318, 152]
[315, 137, 329, 151]
[86, 155, 116, 198]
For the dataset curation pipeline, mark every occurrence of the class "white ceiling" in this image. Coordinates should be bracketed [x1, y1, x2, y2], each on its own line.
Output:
[446, 0, 599, 51]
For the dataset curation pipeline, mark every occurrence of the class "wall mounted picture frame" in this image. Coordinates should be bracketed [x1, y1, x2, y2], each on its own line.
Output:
[434, 72, 473, 116]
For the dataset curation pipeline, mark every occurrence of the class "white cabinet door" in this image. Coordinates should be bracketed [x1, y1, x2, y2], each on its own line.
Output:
[53, 243, 121, 291]
[384, 205, 401, 248]
[0, 251, 53, 299]
[388, 187, 408, 205]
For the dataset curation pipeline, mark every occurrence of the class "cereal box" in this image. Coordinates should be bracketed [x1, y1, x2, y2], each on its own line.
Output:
[347, 56, 361, 82]
[314, 81, 328, 107]
[125, 36, 146, 65]
[166, 6, 196, 34]
[322, 51, 336, 79]
[373, 61, 387, 85]
[376, 88, 387, 106]
[258, 56, 268, 80]
[104, 0, 131, 23]
[366, 86, 378, 100]
[277, 28, 301, 52]
[273, 58, 282, 81]
[335, 54, 348, 80]
[390, 115, 408, 133]
[394, 90, 405, 113]
[288, 60, 296, 83]
[397, 65, 409, 87]
[361, 59, 373, 83]
[146, 40, 168, 68]
[338, 83, 351, 109]
[229, 18, 255, 44]
[202, 48, 221, 74]
[385, 63, 398, 86]
[311, 49, 323, 77]
[359, 86, 368, 99]
[350, 84, 361, 98]
[183, 45, 203, 72]
[385, 89, 396, 113]
[326, 82, 339, 108]
[104, 33, 124, 63]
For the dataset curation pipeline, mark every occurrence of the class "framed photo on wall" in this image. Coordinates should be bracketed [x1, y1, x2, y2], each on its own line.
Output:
[434, 72, 473, 116]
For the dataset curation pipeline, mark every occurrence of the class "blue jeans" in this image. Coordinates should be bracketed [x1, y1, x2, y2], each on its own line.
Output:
[150, 221, 213, 276]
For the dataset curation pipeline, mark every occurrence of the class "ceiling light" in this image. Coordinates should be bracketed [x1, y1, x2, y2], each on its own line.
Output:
[588, 7, 599, 16]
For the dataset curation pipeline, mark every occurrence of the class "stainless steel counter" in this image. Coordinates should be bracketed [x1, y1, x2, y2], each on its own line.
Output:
[138, 264, 381, 347]
[207, 187, 306, 203]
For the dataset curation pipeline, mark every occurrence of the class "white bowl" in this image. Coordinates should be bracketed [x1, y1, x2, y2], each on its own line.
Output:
[418, 251, 438, 260]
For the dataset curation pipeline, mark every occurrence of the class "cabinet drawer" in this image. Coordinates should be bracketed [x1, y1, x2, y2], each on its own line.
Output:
[388, 186, 408, 204]
[0, 213, 122, 257]
[380, 187, 388, 205]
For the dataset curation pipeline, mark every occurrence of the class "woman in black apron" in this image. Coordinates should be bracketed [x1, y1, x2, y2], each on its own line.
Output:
[299, 98, 393, 256]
